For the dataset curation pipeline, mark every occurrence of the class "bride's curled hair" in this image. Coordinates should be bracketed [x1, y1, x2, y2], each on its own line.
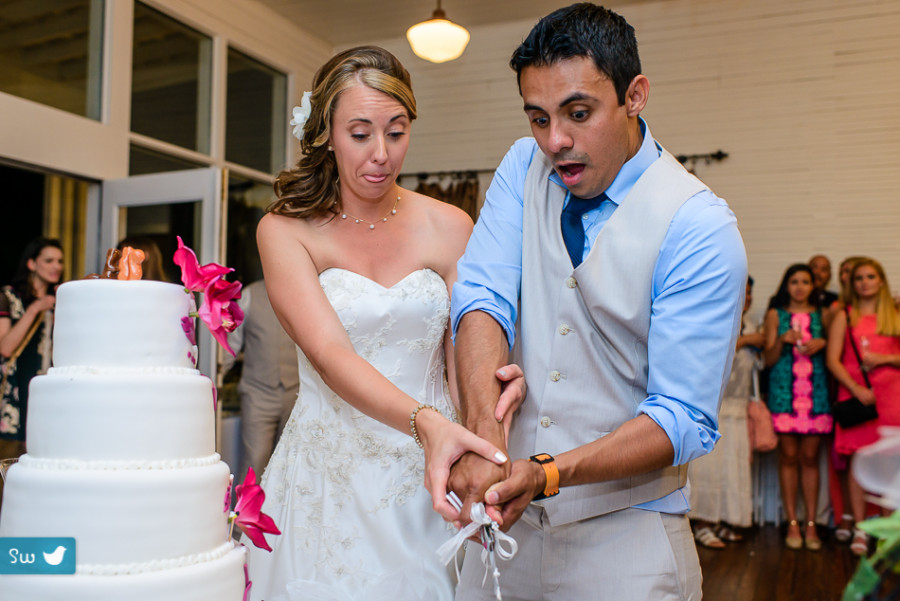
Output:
[269, 46, 417, 219]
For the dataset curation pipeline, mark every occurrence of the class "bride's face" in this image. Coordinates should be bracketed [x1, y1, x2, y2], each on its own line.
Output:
[330, 84, 411, 202]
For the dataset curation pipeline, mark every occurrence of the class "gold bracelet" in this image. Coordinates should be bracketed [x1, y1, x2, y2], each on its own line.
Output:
[409, 404, 440, 448]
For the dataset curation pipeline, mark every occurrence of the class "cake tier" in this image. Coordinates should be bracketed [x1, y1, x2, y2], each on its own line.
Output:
[0, 544, 246, 601]
[26, 367, 214, 461]
[0, 459, 232, 566]
[52, 280, 195, 369]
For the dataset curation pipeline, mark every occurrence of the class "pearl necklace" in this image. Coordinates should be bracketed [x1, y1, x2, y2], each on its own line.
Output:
[340, 194, 400, 230]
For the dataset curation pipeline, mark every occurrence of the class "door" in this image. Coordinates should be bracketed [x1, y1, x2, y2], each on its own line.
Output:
[100, 168, 226, 381]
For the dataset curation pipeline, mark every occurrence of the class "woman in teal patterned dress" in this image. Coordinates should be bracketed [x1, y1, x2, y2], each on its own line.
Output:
[763, 263, 832, 551]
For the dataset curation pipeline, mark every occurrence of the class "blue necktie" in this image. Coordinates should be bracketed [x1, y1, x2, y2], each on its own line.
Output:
[561, 194, 607, 268]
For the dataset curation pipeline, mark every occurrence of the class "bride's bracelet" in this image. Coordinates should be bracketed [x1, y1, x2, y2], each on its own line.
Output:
[409, 404, 441, 448]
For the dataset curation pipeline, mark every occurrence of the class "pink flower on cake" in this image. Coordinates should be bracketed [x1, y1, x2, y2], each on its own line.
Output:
[211, 381, 218, 412]
[173, 237, 244, 356]
[224, 474, 234, 513]
[231, 466, 281, 552]
[197, 277, 244, 357]
[181, 316, 197, 346]
[243, 562, 252, 601]
[173, 235, 232, 292]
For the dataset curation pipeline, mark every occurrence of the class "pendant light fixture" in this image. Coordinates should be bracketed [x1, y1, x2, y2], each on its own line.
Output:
[406, 0, 470, 63]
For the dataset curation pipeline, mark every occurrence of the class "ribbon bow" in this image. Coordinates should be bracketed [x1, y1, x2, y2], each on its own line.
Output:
[437, 494, 518, 600]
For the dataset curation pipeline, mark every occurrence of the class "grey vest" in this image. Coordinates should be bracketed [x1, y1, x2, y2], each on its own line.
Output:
[509, 146, 707, 526]
[238, 281, 300, 396]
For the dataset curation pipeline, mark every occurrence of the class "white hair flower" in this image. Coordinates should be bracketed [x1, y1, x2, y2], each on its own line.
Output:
[289, 91, 313, 141]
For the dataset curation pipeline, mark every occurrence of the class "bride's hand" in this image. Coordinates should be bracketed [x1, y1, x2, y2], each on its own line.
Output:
[416, 410, 509, 522]
[494, 364, 526, 442]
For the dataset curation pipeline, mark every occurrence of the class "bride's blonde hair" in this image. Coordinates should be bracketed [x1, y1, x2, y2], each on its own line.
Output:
[269, 46, 417, 219]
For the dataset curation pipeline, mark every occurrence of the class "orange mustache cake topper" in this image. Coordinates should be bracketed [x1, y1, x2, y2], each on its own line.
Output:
[117, 246, 145, 280]
[85, 247, 145, 280]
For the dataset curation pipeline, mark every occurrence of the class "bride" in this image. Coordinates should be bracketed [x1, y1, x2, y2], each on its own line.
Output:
[245, 46, 522, 601]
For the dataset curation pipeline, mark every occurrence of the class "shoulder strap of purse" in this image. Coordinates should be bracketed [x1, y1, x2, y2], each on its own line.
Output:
[844, 306, 872, 388]
[7, 310, 45, 364]
[1, 309, 44, 395]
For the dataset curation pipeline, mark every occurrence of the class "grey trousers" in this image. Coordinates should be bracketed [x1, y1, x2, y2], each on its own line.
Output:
[239, 383, 296, 478]
[455, 505, 702, 601]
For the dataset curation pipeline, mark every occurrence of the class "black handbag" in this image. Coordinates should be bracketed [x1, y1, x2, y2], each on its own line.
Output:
[832, 308, 879, 429]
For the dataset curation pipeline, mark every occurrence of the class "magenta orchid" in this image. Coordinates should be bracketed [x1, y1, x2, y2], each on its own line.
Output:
[173, 236, 232, 292]
[230, 466, 281, 552]
[224, 474, 234, 513]
[243, 562, 252, 601]
[181, 316, 197, 346]
[197, 277, 244, 357]
[173, 237, 244, 357]
[211, 381, 218, 412]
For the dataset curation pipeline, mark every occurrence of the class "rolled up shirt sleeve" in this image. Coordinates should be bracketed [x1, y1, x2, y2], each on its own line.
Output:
[639, 192, 748, 466]
[451, 138, 538, 348]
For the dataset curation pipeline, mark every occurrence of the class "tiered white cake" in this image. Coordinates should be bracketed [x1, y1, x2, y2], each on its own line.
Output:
[0, 279, 247, 601]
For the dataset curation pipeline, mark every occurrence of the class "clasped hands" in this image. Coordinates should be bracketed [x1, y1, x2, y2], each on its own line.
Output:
[426, 364, 545, 533]
[781, 330, 825, 356]
[445, 446, 546, 533]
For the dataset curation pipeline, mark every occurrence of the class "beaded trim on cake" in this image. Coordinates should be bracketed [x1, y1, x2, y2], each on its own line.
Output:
[75, 541, 237, 576]
[48, 365, 200, 377]
[17, 453, 222, 471]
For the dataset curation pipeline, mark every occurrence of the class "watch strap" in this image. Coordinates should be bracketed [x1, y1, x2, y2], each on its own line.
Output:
[529, 453, 560, 500]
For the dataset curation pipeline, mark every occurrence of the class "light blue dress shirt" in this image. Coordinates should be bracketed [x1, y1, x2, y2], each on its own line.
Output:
[451, 120, 747, 513]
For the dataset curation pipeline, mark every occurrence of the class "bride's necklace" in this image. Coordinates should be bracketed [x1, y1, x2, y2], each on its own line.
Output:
[341, 194, 400, 230]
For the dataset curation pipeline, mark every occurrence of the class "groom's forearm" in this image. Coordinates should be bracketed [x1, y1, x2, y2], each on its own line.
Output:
[454, 310, 509, 446]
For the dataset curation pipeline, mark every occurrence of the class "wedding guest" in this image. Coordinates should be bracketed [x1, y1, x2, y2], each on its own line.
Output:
[224, 279, 299, 477]
[830, 254, 869, 539]
[809, 254, 838, 328]
[826, 258, 900, 556]
[0, 237, 63, 454]
[764, 263, 831, 551]
[809, 253, 844, 540]
[244, 46, 523, 601]
[689, 276, 764, 548]
[838, 256, 869, 307]
[0, 238, 63, 514]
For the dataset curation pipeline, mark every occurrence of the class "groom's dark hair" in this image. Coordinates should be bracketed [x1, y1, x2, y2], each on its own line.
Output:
[510, 3, 641, 105]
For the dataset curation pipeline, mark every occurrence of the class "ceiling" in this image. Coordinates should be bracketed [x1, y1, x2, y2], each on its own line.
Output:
[252, 0, 636, 47]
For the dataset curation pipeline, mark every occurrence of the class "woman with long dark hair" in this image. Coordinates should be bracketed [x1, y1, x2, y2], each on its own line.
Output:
[763, 263, 831, 551]
[0, 237, 64, 456]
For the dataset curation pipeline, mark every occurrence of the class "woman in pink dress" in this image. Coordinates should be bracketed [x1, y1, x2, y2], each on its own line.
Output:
[764, 263, 831, 551]
[826, 257, 900, 555]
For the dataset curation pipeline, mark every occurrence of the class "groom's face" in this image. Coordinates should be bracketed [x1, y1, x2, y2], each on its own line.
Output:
[520, 56, 644, 200]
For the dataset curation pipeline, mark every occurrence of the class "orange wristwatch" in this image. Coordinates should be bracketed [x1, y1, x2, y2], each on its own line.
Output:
[529, 453, 560, 500]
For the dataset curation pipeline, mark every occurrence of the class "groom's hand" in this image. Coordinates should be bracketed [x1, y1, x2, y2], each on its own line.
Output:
[448, 451, 509, 526]
[483, 458, 546, 531]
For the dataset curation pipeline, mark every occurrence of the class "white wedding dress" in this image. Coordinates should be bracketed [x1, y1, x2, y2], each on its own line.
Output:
[246, 268, 456, 601]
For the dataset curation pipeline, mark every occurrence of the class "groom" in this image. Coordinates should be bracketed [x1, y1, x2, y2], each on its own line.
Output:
[448, 3, 746, 599]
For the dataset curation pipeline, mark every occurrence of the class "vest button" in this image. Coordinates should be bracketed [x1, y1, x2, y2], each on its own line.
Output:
[558, 324, 570, 335]
[540, 416, 552, 428]
[549, 370, 561, 382]
[565, 277, 577, 288]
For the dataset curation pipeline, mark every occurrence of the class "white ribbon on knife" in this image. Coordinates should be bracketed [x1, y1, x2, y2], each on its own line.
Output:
[437, 492, 518, 601]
